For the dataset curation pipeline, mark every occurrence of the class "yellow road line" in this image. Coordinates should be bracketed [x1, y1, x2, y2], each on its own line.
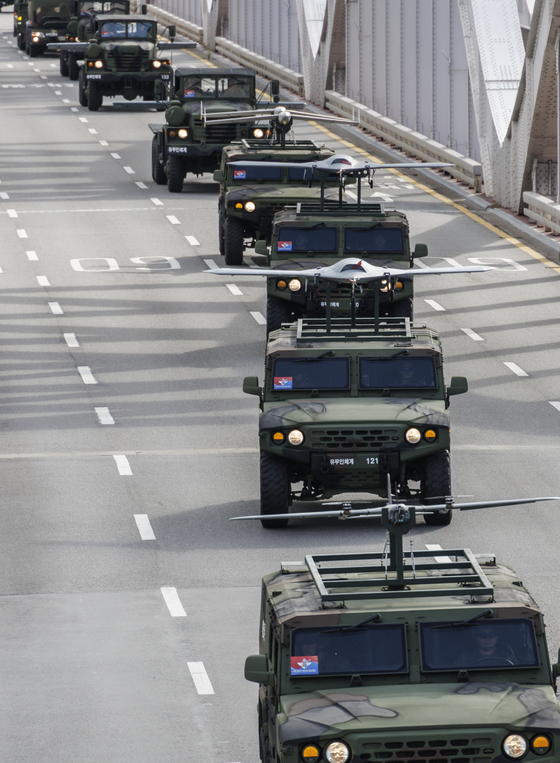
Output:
[309, 121, 560, 274]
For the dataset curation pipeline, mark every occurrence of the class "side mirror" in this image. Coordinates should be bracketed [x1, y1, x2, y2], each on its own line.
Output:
[243, 376, 262, 397]
[447, 376, 468, 397]
[271, 80, 280, 95]
[140, 3, 147, 13]
[213, 169, 224, 183]
[245, 654, 273, 685]
[413, 243, 428, 258]
[67, 19, 78, 34]
[254, 240, 268, 256]
[168, 24, 176, 40]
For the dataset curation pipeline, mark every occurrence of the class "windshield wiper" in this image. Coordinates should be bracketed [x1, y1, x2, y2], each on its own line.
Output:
[432, 609, 493, 630]
[320, 614, 382, 634]
[367, 350, 410, 362]
[294, 350, 334, 363]
[350, 224, 384, 232]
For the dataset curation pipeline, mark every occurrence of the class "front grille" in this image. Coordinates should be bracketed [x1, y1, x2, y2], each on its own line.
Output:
[109, 48, 148, 72]
[200, 122, 239, 143]
[357, 737, 494, 763]
[308, 428, 400, 450]
[315, 285, 353, 298]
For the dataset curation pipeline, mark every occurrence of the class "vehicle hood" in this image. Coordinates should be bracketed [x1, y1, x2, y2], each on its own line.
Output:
[278, 683, 560, 743]
[260, 398, 448, 430]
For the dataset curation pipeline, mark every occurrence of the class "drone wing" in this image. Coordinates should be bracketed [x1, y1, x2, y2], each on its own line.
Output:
[227, 157, 454, 173]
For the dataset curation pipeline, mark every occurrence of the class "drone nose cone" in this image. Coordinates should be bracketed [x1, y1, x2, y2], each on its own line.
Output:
[278, 111, 291, 125]
[330, 154, 356, 166]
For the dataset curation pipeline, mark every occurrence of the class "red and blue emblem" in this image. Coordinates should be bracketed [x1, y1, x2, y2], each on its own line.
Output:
[274, 377, 293, 390]
[277, 241, 292, 251]
[233, 170, 247, 179]
[290, 656, 319, 675]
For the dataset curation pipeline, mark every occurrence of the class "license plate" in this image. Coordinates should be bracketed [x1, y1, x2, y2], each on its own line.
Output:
[160, 74, 169, 80]
[87, 74, 102, 79]
[328, 455, 381, 469]
[168, 146, 187, 153]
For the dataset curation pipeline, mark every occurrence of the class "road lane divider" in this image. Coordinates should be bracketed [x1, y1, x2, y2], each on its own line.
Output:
[424, 299, 445, 311]
[64, 333, 79, 348]
[460, 328, 484, 341]
[37, 276, 49, 286]
[185, 235, 199, 245]
[161, 587, 187, 617]
[48, 302, 63, 314]
[95, 407, 115, 425]
[78, 366, 97, 384]
[226, 284, 243, 295]
[251, 311, 266, 325]
[134, 514, 155, 540]
[187, 662, 215, 694]
[113, 454, 132, 475]
[26, 251, 38, 260]
[503, 362, 528, 377]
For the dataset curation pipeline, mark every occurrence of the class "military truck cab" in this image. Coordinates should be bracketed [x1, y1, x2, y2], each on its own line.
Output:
[244, 317, 467, 527]
[247, 544, 560, 763]
[26, 0, 70, 57]
[150, 67, 264, 193]
[263, 202, 429, 332]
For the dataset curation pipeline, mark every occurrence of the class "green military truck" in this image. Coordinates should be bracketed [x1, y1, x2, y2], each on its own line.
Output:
[150, 67, 271, 193]
[58, 0, 130, 79]
[243, 316, 468, 527]
[245, 507, 560, 763]
[25, 0, 70, 57]
[76, 14, 187, 111]
[215, 143, 348, 265]
[13, 0, 28, 49]
[261, 202, 429, 332]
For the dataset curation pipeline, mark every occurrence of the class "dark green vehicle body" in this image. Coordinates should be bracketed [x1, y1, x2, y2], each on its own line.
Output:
[150, 67, 266, 193]
[58, 0, 130, 80]
[13, 0, 29, 49]
[78, 14, 172, 111]
[262, 203, 429, 332]
[246, 550, 560, 763]
[25, 0, 69, 57]
[215, 143, 347, 265]
[243, 318, 468, 526]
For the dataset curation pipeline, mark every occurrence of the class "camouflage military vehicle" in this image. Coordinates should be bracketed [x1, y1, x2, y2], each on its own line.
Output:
[215, 143, 348, 265]
[150, 67, 274, 193]
[76, 14, 181, 111]
[261, 201, 429, 332]
[13, 0, 28, 50]
[58, 0, 130, 80]
[25, 0, 70, 57]
[245, 507, 560, 763]
[243, 316, 468, 527]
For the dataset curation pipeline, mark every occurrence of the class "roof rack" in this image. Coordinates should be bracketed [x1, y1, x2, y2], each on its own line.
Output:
[295, 316, 413, 343]
[296, 201, 385, 217]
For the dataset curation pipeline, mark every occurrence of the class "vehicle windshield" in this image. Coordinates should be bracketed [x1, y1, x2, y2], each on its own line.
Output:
[359, 357, 437, 389]
[275, 226, 337, 253]
[100, 19, 153, 37]
[345, 227, 405, 254]
[78, 0, 128, 12]
[231, 164, 282, 181]
[420, 619, 540, 671]
[291, 625, 408, 676]
[272, 357, 349, 390]
[182, 75, 252, 99]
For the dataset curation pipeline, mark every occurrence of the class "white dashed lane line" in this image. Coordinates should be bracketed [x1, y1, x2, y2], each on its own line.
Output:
[99, 140, 109, 146]
[226, 284, 243, 296]
[251, 311, 266, 325]
[79, 117, 88, 123]
[26, 251, 38, 260]
[70, 107, 78, 112]
[160, 587, 187, 617]
[460, 328, 484, 341]
[123, 166, 135, 174]
[110, 153, 121, 159]
[203, 258, 217, 269]
[150, 197, 163, 206]
[64, 333, 79, 348]
[188, 663, 215, 695]
[113, 454, 132, 475]
[166, 215, 180, 225]
[0, 192, 9, 200]
[78, 366, 97, 384]
[550, 402, 560, 413]
[36, 276, 50, 286]
[185, 235, 199, 246]
[135, 181, 148, 189]
[503, 362, 528, 377]
[7, 209, 18, 218]
[88, 129, 98, 135]
[95, 407, 115, 425]
[48, 302, 63, 314]
[424, 299, 445, 312]
[17, 229, 27, 238]
[134, 514, 155, 540]
[425, 544, 453, 564]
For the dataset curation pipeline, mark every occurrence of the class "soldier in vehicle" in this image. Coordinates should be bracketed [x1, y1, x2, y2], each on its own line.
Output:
[456, 626, 517, 666]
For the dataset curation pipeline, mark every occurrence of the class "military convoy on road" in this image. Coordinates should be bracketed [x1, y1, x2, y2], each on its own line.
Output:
[25, 0, 68, 57]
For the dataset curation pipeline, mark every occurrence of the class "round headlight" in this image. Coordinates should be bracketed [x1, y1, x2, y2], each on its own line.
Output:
[178, 128, 188, 139]
[94, 60, 103, 68]
[532, 736, 551, 756]
[405, 428, 422, 444]
[245, 201, 256, 212]
[325, 742, 350, 763]
[380, 279, 390, 293]
[288, 430, 304, 446]
[424, 429, 437, 442]
[288, 279, 302, 292]
[152, 59, 162, 68]
[253, 128, 264, 138]
[503, 735, 527, 759]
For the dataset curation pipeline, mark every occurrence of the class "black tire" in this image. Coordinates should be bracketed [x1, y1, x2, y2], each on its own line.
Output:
[266, 295, 293, 334]
[167, 155, 184, 193]
[17, 33, 25, 50]
[87, 79, 102, 111]
[260, 452, 290, 529]
[78, 68, 88, 106]
[68, 53, 79, 81]
[218, 207, 225, 257]
[59, 51, 68, 76]
[28, 43, 38, 57]
[422, 450, 452, 526]
[151, 135, 167, 185]
[388, 296, 413, 320]
[224, 216, 245, 265]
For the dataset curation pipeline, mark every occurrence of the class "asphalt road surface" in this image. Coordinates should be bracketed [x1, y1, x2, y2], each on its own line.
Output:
[2, 12, 560, 763]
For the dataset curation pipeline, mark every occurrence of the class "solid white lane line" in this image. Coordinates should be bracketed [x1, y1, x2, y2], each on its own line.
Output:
[0, 192, 9, 200]
[251, 311, 266, 325]
[26, 251, 38, 260]
[424, 299, 445, 312]
[78, 366, 97, 384]
[7, 209, 18, 218]
[460, 328, 484, 341]
[64, 332, 79, 347]
[503, 362, 528, 377]
[134, 514, 155, 540]
[203, 258, 217, 269]
[187, 662, 215, 695]
[110, 152, 121, 158]
[113, 454, 132, 475]
[425, 543, 452, 564]
[123, 166, 135, 174]
[160, 587, 187, 617]
[48, 302, 63, 314]
[17, 229, 28, 238]
[37, 276, 50, 286]
[185, 235, 200, 246]
[166, 215, 180, 225]
[135, 181, 148, 189]
[226, 284, 243, 295]
[95, 407, 115, 425]
[150, 197, 163, 206]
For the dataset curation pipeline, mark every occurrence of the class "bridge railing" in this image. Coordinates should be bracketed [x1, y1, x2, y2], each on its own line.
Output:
[523, 192, 560, 235]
